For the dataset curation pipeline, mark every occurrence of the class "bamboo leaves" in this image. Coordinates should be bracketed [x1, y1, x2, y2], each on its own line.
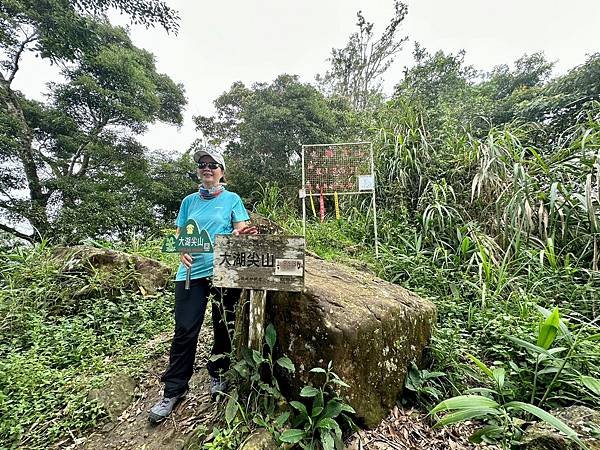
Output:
[537, 307, 561, 350]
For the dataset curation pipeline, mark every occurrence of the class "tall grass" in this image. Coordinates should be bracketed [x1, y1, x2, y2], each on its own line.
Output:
[264, 100, 600, 412]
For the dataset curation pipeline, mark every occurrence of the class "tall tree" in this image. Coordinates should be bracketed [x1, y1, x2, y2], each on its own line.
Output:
[476, 52, 554, 127]
[394, 48, 556, 138]
[393, 45, 483, 136]
[195, 75, 345, 200]
[512, 53, 600, 137]
[0, 2, 186, 242]
[316, 1, 408, 110]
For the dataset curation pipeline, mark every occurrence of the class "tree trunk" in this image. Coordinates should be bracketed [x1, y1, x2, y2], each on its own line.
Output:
[1, 81, 49, 239]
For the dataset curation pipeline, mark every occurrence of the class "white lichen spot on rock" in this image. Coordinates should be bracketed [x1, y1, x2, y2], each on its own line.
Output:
[384, 359, 398, 372]
[394, 336, 407, 350]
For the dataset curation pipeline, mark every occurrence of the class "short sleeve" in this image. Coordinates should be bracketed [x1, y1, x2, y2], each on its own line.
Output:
[175, 197, 189, 228]
[231, 195, 250, 223]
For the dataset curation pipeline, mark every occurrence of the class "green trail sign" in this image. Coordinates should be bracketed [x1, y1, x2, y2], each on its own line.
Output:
[161, 219, 213, 290]
[161, 219, 213, 254]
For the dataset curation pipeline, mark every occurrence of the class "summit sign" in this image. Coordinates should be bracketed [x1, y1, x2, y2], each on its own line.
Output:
[212, 235, 305, 292]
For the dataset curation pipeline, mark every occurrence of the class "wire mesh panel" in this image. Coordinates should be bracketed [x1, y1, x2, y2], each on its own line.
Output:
[301, 142, 379, 256]
[303, 142, 373, 194]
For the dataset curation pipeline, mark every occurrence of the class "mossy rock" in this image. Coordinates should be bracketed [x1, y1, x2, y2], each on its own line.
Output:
[266, 256, 436, 428]
[53, 245, 171, 295]
[88, 373, 137, 420]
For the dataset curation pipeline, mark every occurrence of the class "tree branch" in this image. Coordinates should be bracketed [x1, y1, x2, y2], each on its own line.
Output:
[8, 33, 38, 86]
[0, 185, 17, 202]
[0, 75, 45, 210]
[78, 152, 91, 176]
[68, 120, 107, 176]
[34, 147, 65, 179]
[0, 221, 34, 243]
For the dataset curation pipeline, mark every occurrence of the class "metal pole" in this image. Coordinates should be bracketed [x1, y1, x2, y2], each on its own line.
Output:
[372, 190, 379, 258]
[301, 145, 306, 238]
[370, 142, 379, 257]
[185, 266, 191, 289]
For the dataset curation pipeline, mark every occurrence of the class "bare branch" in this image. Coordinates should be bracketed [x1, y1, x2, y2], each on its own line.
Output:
[0, 179, 18, 198]
[8, 33, 39, 86]
[68, 119, 107, 176]
[0, 221, 34, 243]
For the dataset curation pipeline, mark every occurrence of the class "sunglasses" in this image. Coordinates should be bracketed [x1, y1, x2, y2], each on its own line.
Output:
[197, 162, 223, 170]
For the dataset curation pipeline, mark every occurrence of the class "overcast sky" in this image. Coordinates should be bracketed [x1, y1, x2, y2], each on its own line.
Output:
[13, 0, 600, 154]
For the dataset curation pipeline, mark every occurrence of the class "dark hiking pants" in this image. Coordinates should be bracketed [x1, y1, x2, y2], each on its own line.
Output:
[161, 278, 239, 397]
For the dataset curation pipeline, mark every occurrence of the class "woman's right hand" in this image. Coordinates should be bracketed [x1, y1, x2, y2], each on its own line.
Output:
[180, 252, 193, 269]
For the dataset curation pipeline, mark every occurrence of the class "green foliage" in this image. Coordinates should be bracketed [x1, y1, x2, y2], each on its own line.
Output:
[0, 241, 176, 448]
[195, 75, 349, 202]
[403, 362, 446, 407]
[429, 319, 591, 449]
[229, 324, 293, 421]
[394, 45, 482, 135]
[200, 322, 356, 450]
[0, 3, 186, 242]
[262, 88, 600, 445]
[282, 361, 356, 450]
[252, 183, 296, 222]
[195, 323, 296, 448]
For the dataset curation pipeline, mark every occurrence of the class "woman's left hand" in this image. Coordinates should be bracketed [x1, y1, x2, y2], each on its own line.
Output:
[233, 225, 258, 235]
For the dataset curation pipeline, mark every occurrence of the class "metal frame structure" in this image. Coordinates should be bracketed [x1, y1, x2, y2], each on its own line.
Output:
[301, 142, 379, 257]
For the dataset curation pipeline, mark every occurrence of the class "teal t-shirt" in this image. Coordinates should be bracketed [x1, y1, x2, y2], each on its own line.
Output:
[174, 189, 250, 281]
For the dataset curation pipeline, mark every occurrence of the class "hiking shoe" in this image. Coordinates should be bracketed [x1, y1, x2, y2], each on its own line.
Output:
[209, 377, 228, 399]
[148, 390, 187, 424]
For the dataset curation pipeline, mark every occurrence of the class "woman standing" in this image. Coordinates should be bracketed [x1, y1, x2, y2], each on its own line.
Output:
[149, 145, 257, 424]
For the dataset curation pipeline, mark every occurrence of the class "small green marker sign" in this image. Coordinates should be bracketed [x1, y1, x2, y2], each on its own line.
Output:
[161, 235, 177, 253]
[161, 219, 213, 290]
[161, 219, 213, 254]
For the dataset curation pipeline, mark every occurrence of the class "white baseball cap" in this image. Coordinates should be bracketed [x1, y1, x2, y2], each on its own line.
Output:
[193, 144, 226, 171]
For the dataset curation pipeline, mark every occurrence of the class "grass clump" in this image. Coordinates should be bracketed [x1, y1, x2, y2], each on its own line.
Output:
[0, 241, 176, 449]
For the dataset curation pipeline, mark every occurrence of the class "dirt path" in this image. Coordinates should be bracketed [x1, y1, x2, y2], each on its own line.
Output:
[79, 325, 218, 450]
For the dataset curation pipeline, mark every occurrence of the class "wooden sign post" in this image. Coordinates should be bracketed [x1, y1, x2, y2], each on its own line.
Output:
[161, 219, 214, 289]
[212, 235, 305, 350]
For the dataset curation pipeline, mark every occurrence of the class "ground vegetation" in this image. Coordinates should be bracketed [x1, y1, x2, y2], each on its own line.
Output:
[1, 2, 599, 449]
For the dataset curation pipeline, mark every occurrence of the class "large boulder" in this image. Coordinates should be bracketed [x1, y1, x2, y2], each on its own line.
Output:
[267, 256, 436, 428]
[248, 212, 285, 235]
[53, 245, 172, 295]
[520, 406, 600, 450]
